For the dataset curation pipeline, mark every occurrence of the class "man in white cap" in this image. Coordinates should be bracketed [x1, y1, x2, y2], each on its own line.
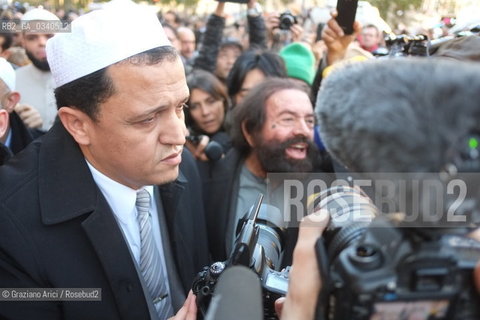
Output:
[0, 0, 209, 319]
[15, 7, 59, 131]
[0, 57, 42, 157]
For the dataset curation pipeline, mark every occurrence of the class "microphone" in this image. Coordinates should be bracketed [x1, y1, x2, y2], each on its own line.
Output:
[186, 135, 224, 161]
[204, 266, 263, 320]
[315, 58, 480, 172]
[204, 140, 224, 162]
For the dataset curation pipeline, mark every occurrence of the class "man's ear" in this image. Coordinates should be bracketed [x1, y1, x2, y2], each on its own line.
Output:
[0, 109, 9, 138]
[57, 107, 94, 146]
[3, 92, 20, 113]
[241, 120, 256, 148]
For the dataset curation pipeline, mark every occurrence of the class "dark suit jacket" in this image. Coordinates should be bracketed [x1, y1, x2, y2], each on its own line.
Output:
[198, 149, 243, 262]
[0, 142, 11, 165]
[8, 111, 44, 155]
[0, 122, 210, 320]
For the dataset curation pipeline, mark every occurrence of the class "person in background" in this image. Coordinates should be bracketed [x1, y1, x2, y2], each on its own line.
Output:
[214, 40, 243, 83]
[16, 7, 59, 131]
[163, 10, 181, 29]
[279, 42, 316, 94]
[162, 23, 181, 53]
[200, 78, 331, 265]
[193, 0, 267, 84]
[0, 57, 42, 156]
[359, 24, 382, 53]
[185, 69, 231, 159]
[227, 50, 287, 106]
[177, 26, 197, 74]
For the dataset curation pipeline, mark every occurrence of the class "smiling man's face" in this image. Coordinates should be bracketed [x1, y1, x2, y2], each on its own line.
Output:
[254, 88, 317, 172]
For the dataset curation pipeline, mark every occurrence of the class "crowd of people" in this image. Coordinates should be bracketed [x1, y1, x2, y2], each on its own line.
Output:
[0, 0, 479, 319]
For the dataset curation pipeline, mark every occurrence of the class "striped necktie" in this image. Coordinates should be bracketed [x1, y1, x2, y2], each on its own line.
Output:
[136, 189, 174, 319]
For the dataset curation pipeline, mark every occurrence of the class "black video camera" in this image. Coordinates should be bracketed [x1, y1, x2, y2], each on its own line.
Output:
[381, 34, 430, 57]
[192, 194, 289, 319]
[312, 185, 480, 320]
[278, 11, 297, 31]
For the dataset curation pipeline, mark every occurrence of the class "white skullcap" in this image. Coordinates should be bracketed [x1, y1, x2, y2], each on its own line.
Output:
[46, 0, 171, 88]
[21, 7, 60, 22]
[0, 58, 15, 91]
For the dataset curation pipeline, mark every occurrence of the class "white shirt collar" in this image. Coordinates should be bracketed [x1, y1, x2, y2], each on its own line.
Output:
[4, 128, 12, 149]
[85, 160, 154, 225]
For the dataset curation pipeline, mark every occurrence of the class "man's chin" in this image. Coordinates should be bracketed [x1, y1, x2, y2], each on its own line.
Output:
[152, 167, 180, 186]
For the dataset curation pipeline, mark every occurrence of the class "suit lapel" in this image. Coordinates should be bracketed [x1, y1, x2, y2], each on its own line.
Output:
[81, 196, 154, 320]
[153, 187, 185, 311]
[159, 173, 193, 293]
[37, 123, 154, 319]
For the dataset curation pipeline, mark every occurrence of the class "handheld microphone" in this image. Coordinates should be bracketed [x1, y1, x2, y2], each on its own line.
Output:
[204, 266, 263, 320]
[204, 140, 224, 162]
[186, 135, 224, 161]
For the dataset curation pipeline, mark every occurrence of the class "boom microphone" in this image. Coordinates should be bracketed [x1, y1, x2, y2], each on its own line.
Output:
[204, 265, 263, 320]
[315, 58, 480, 173]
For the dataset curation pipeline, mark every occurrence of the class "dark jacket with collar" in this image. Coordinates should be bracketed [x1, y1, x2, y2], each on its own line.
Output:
[198, 148, 244, 262]
[0, 142, 11, 165]
[0, 122, 210, 320]
[8, 111, 44, 155]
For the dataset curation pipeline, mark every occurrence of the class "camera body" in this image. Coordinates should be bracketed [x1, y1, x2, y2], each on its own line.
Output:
[192, 194, 289, 319]
[278, 11, 297, 30]
[379, 34, 430, 57]
[315, 186, 480, 320]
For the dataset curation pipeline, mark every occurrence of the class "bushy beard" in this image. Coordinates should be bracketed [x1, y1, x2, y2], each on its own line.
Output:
[255, 136, 319, 173]
[26, 49, 50, 71]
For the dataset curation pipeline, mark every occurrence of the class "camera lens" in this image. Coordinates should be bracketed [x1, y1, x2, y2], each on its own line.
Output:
[310, 185, 377, 260]
[279, 12, 296, 30]
[252, 204, 285, 271]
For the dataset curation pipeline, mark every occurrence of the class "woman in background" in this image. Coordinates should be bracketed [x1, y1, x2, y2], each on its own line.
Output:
[186, 69, 231, 160]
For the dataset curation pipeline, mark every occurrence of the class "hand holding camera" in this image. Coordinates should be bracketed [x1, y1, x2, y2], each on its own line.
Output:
[276, 211, 330, 320]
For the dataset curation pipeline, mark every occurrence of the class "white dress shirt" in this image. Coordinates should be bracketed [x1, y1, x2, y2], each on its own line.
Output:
[86, 160, 171, 295]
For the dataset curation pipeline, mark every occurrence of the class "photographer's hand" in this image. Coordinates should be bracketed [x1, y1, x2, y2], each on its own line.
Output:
[322, 11, 361, 65]
[185, 135, 210, 161]
[289, 23, 305, 43]
[15, 103, 43, 129]
[276, 210, 330, 320]
[213, 1, 225, 18]
[169, 290, 197, 320]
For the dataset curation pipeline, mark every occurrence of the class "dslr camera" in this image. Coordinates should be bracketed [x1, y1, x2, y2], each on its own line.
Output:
[192, 194, 289, 319]
[278, 11, 297, 30]
[376, 34, 430, 57]
[312, 183, 480, 320]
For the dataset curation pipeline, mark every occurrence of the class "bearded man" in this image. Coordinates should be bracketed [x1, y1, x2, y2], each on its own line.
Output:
[199, 77, 333, 264]
[16, 7, 59, 131]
